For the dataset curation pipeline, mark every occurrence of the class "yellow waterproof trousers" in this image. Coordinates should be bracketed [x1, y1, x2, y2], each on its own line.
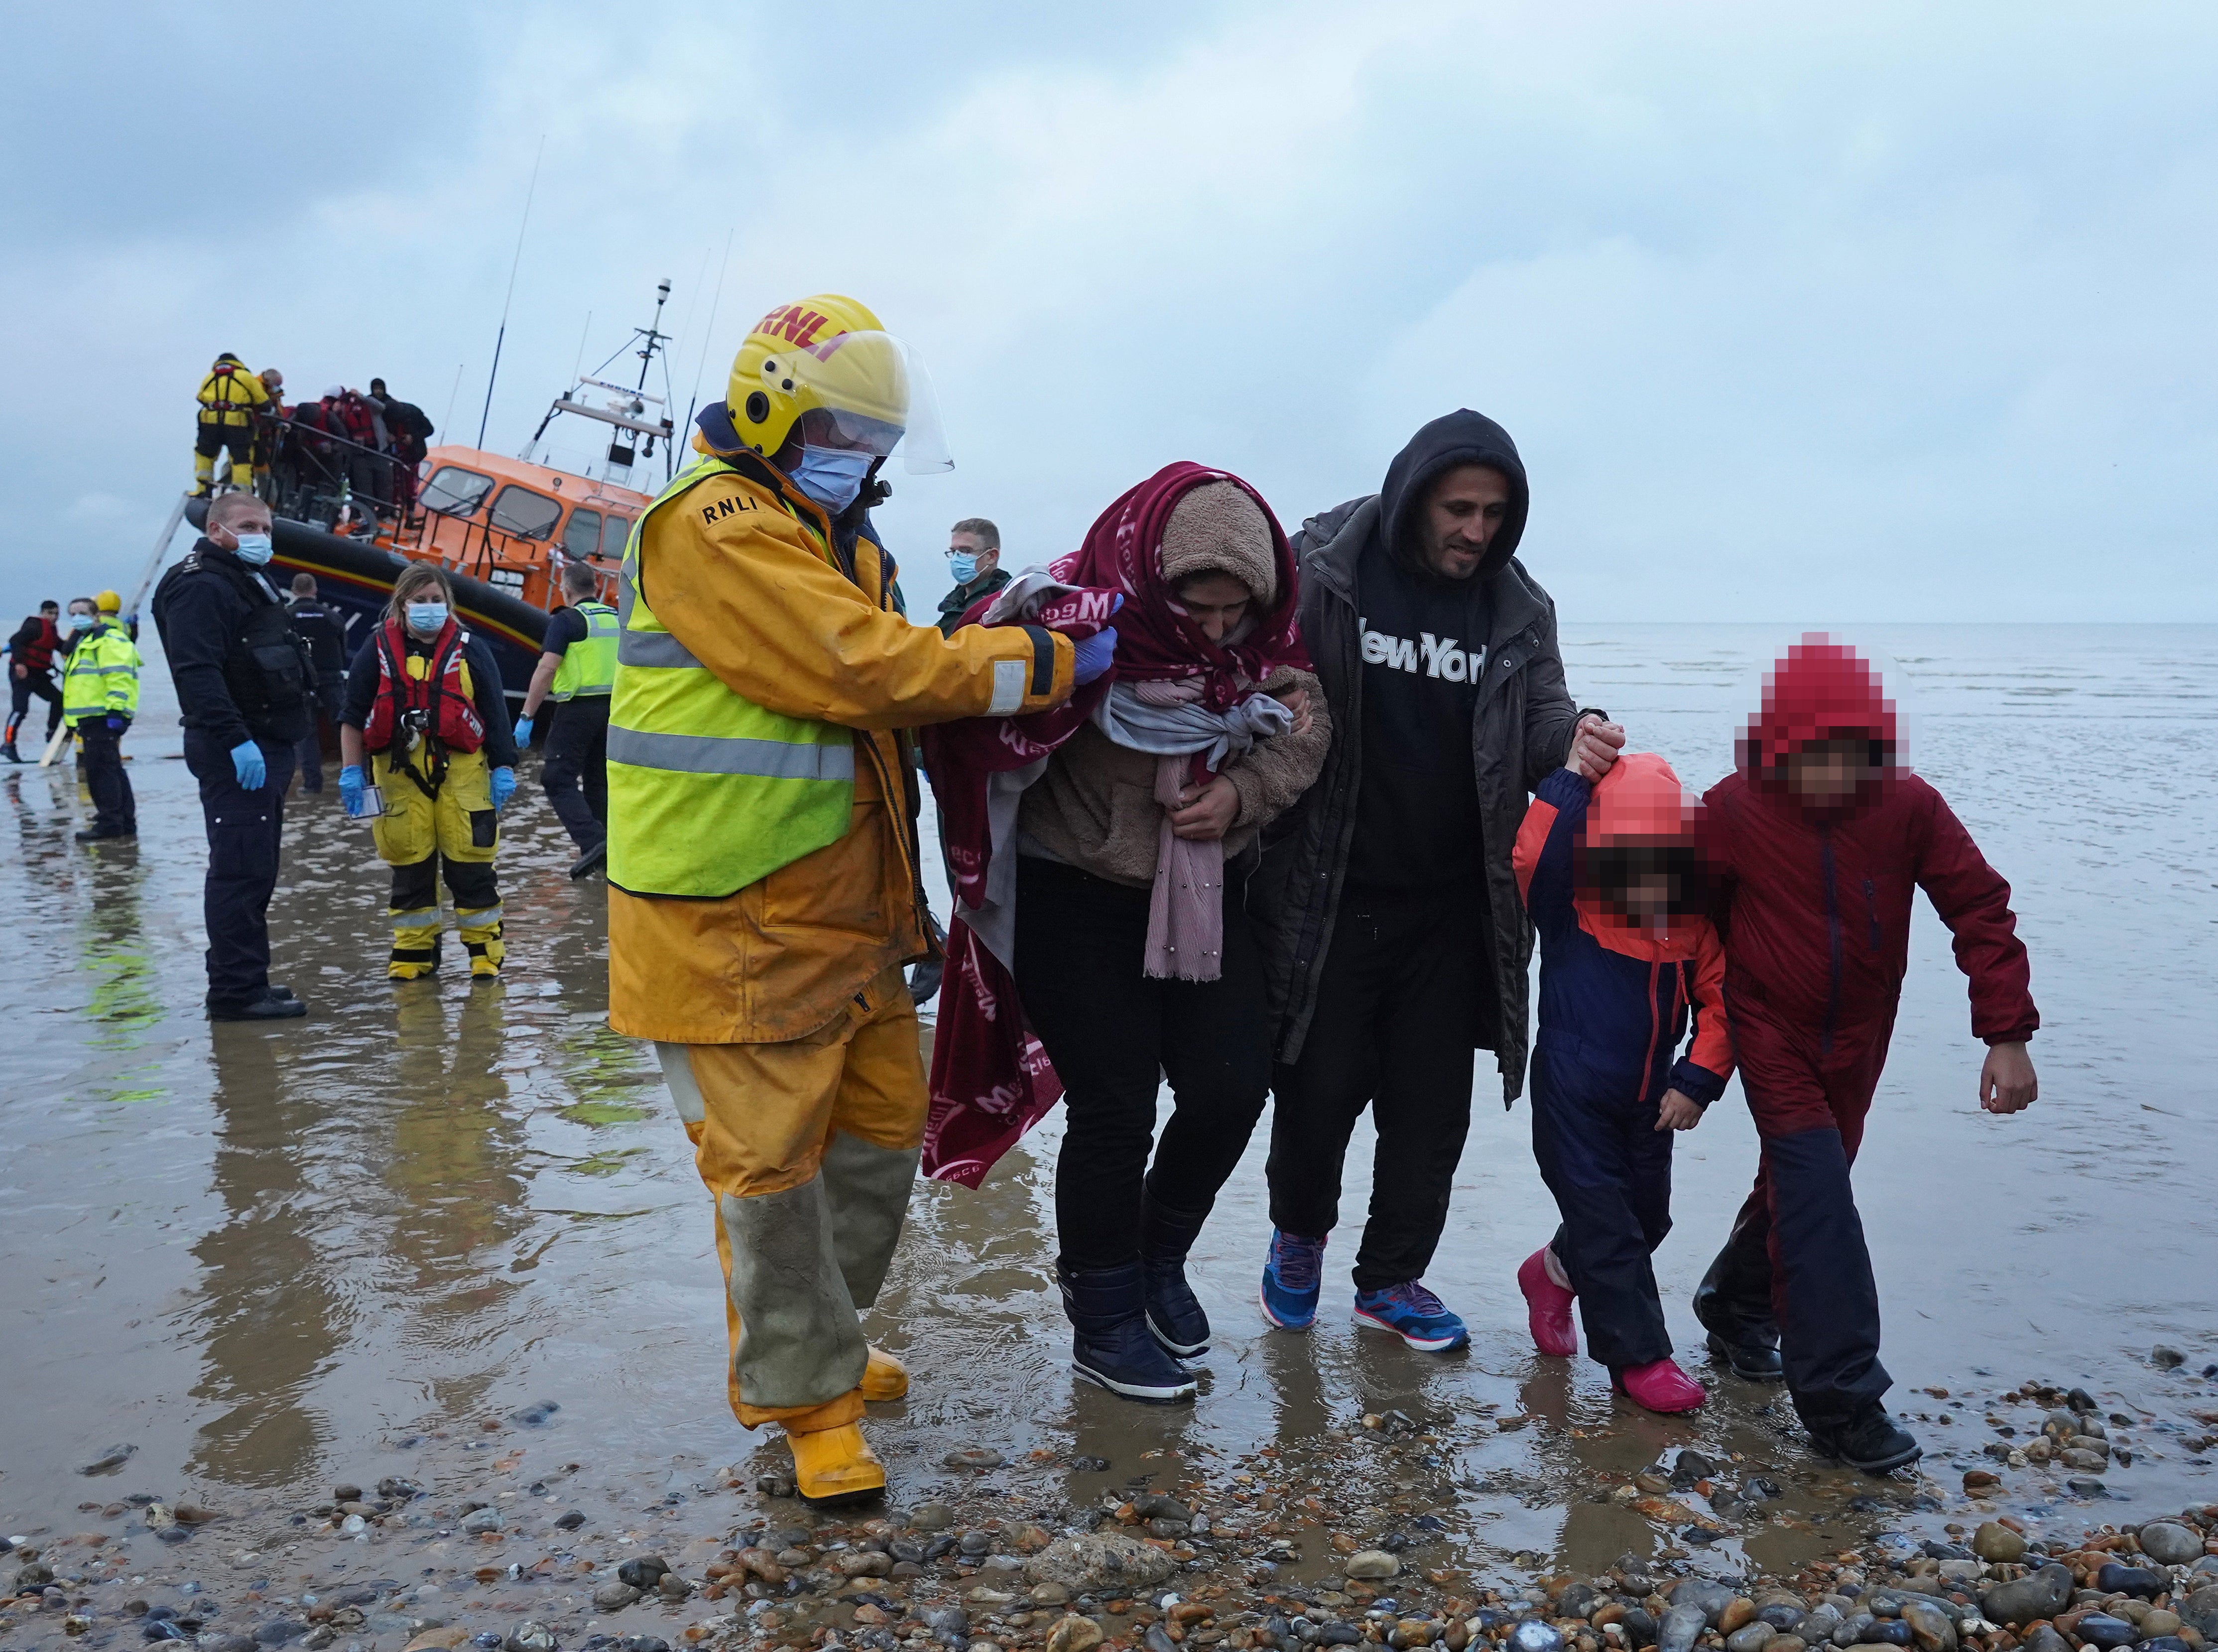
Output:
[370, 748, 504, 978]
[656, 964, 926, 1433]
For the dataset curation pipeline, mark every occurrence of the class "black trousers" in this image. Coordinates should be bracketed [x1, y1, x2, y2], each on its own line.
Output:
[1266, 881, 1490, 1291]
[184, 728, 295, 1012]
[1529, 1038, 1676, 1370]
[75, 719, 136, 834]
[8, 669, 63, 741]
[541, 694, 609, 851]
[1013, 855, 1272, 1272]
[390, 855, 500, 912]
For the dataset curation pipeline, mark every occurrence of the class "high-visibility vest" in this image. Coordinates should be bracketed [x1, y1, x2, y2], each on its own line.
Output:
[61, 623, 142, 724]
[549, 601, 617, 701]
[607, 457, 855, 899]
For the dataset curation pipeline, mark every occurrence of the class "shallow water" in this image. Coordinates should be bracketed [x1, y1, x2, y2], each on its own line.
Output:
[4, 623, 2213, 1577]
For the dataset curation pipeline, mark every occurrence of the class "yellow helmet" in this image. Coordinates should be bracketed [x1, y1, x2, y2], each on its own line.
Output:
[95, 590, 122, 614]
[722, 293, 950, 473]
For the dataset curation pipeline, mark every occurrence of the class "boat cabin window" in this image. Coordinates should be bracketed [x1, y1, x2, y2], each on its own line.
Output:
[489, 485, 562, 541]
[420, 466, 494, 517]
[562, 508, 603, 561]
[601, 514, 634, 558]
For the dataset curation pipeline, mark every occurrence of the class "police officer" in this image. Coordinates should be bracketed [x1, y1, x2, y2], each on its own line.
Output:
[60, 594, 142, 841]
[152, 492, 316, 1022]
[285, 572, 350, 794]
[513, 559, 615, 878]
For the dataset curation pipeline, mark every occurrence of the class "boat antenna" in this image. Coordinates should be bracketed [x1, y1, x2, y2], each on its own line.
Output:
[683, 227, 735, 443]
[441, 361, 464, 442]
[477, 134, 545, 449]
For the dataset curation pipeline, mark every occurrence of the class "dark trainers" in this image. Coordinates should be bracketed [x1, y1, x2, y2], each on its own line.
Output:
[1058, 1261, 1196, 1404]
[1353, 1280, 1470, 1352]
[1806, 1404, 1921, 1473]
[1692, 1280, 1784, 1382]
[1142, 1259, 1209, 1359]
[1259, 1229, 1327, 1330]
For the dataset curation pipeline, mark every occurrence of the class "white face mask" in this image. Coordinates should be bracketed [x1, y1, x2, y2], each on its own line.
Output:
[231, 531, 274, 566]
[406, 602, 450, 634]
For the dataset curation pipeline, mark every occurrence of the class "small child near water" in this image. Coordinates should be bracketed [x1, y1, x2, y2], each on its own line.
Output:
[1510, 751, 1731, 1413]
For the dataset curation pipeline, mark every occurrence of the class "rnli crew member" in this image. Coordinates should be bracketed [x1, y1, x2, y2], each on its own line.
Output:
[609, 293, 1095, 1504]
[286, 573, 349, 794]
[61, 594, 142, 841]
[252, 368, 288, 496]
[195, 353, 270, 496]
[3, 600, 66, 761]
[337, 563, 518, 980]
[151, 492, 316, 1022]
[933, 518, 1010, 636]
[513, 559, 615, 878]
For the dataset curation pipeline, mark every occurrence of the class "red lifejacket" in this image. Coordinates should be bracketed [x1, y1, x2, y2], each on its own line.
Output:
[17, 616, 59, 674]
[363, 617, 486, 756]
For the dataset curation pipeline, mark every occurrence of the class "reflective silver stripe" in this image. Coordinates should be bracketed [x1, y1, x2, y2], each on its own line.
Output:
[388, 907, 440, 929]
[617, 629, 701, 669]
[456, 906, 504, 927]
[607, 726, 854, 780]
[74, 664, 134, 675]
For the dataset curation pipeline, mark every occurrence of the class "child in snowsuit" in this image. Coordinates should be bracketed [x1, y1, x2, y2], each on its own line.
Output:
[1510, 752, 1731, 1413]
[1693, 636, 2038, 1472]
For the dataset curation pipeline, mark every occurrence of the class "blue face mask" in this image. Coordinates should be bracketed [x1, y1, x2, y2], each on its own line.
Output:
[788, 446, 873, 512]
[231, 531, 273, 566]
[71, 612, 97, 632]
[406, 602, 450, 634]
[948, 552, 978, 584]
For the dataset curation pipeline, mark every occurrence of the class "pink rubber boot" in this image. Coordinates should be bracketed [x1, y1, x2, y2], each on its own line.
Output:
[1615, 1357, 1707, 1414]
[1516, 1247, 1578, 1357]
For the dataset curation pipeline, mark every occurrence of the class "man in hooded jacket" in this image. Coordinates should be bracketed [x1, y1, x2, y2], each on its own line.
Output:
[1251, 409, 1622, 1349]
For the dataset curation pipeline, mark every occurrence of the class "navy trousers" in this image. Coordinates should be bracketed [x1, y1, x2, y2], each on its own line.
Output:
[1529, 1034, 1677, 1370]
[541, 694, 608, 851]
[184, 728, 295, 1013]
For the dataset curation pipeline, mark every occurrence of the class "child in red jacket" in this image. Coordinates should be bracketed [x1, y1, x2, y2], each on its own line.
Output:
[1511, 753, 1732, 1414]
[1695, 636, 2038, 1473]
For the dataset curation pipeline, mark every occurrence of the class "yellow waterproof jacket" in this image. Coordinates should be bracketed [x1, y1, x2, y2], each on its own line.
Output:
[608, 455, 1075, 1046]
[61, 622, 142, 723]
[197, 360, 270, 427]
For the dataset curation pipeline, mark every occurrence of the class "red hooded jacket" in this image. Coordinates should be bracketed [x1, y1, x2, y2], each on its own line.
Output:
[1702, 637, 2038, 1050]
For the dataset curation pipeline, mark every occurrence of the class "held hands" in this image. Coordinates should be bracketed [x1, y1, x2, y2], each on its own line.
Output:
[1168, 774, 1240, 842]
[490, 766, 517, 811]
[338, 764, 367, 817]
[512, 716, 534, 746]
[1979, 1040, 2038, 1114]
[1654, 1089, 1704, 1132]
[229, 739, 266, 791]
[1268, 685, 1315, 737]
[1569, 714, 1627, 782]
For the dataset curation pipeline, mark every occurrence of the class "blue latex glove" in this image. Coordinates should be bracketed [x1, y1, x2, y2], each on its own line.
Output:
[230, 740, 266, 790]
[490, 766, 517, 811]
[512, 715, 534, 746]
[105, 713, 125, 731]
[338, 764, 367, 817]
[1073, 627, 1119, 686]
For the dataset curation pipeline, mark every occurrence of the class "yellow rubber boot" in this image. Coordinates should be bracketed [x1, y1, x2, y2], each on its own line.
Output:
[456, 905, 505, 978]
[387, 907, 442, 979]
[192, 450, 214, 496]
[785, 1420, 885, 1507]
[861, 1346, 909, 1401]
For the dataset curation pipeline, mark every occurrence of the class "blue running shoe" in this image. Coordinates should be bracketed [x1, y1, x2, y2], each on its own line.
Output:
[1259, 1229, 1328, 1330]
[1353, 1280, 1470, 1352]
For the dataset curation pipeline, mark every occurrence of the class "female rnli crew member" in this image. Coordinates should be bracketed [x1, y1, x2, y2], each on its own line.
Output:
[337, 564, 519, 978]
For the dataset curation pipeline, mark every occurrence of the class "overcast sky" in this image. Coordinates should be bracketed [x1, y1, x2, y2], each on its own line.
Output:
[5, 1, 2215, 625]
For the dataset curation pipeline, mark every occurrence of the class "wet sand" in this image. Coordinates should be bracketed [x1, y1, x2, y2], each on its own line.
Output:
[3, 624, 2214, 1646]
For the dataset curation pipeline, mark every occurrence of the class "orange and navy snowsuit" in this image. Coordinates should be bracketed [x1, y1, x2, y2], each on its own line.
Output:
[1697, 638, 2037, 1428]
[1513, 755, 1731, 1372]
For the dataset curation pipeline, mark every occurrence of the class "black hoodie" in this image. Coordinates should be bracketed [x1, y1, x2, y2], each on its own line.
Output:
[1347, 410, 1532, 890]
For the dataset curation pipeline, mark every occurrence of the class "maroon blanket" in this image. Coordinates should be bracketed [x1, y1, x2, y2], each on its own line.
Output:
[919, 461, 1309, 1187]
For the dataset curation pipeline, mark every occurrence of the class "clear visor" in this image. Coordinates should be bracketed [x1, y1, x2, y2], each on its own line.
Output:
[760, 329, 953, 476]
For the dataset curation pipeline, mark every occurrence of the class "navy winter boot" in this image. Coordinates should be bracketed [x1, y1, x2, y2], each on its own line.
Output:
[1139, 1193, 1211, 1359]
[1058, 1259, 1198, 1403]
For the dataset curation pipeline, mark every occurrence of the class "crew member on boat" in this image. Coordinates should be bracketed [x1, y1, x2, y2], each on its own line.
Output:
[605, 293, 1099, 1504]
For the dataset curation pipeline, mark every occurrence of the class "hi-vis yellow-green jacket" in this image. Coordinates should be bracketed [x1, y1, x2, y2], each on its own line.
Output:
[607, 447, 1074, 1045]
[61, 621, 142, 724]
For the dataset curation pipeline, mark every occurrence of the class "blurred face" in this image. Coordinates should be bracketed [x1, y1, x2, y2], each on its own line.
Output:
[1418, 464, 1512, 580]
[1175, 572, 1252, 644]
[208, 500, 273, 550]
[68, 603, 97, 628]
[1786, 738, 1880, 805]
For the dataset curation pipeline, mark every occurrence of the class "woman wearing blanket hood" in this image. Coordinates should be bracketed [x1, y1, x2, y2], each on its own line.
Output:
[924, 463, 1331, 1404]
